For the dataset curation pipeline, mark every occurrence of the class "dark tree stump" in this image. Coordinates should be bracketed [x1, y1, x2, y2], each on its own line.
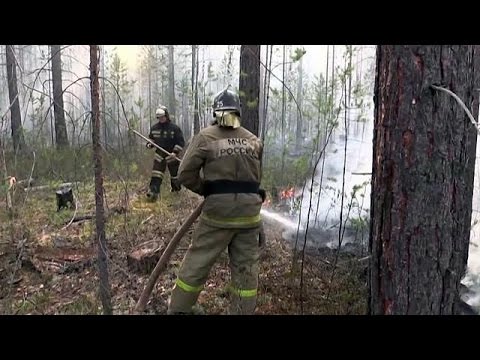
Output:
[127, 242, 164, 275]
[56, 186, 74, 211]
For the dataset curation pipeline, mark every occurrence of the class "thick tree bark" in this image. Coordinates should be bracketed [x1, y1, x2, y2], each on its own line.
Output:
[5, 45, 25, 152]
[369, 45, 480, 315]
[50, 45, 69, 149]
[90, 45, 112, 315]
[239, 45, 260, 136]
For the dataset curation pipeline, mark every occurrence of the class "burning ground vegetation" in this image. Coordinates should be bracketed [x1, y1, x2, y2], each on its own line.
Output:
[0, 181, 367, 315]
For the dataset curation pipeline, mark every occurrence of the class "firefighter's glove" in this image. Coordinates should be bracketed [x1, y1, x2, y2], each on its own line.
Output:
[258, 188, 266, 203]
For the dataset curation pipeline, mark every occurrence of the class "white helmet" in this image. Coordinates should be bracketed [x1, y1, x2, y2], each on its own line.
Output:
[156, 108, 166, 117]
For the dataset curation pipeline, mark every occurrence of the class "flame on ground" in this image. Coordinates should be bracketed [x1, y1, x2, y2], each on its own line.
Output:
[280, 186, 295, 200]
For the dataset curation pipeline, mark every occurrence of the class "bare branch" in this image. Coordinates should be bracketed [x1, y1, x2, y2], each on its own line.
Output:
[1, 93, 19, 120]
[21, 45, 73, 124]
[61, 192, 78, 231]
[430, 84, 479, 132]
[41, 76, 90, 130]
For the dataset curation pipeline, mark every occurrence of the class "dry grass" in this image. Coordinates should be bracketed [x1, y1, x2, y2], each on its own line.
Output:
[0, 179, 366, 315]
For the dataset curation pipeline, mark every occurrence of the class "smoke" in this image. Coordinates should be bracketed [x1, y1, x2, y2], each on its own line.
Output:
[464, 134, 480, 309]
[297, 107, 373, 247]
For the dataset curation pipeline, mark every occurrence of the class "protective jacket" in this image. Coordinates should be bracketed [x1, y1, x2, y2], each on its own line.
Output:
[148, 121, 185, 157]
[178, 124, 263, 229]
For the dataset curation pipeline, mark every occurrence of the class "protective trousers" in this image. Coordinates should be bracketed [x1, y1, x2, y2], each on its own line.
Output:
[149, 154, 181, 194]
[168, 220, 260, 315]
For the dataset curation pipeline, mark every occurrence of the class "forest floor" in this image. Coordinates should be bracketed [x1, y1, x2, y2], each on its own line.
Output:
[0, 179, 367, 315]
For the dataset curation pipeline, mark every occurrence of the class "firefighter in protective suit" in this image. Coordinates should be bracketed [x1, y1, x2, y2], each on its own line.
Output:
[167, 88, 266, 315]
[146, 106, 185, 201]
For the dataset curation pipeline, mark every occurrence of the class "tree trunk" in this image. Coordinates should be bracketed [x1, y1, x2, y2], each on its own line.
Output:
[90, 45, 112, 315]
[369, 45, 480, 315]
[259, 51, 265, 136]
[331, 46, 335, 120]
[0, 50, 5, 110]
[295, 57, 303, 152]
[102, 45, 107, 147]
[181, 86, 188, 140]
[5, 45, 25, 152]
[50, 45, 69, 149]
[192, 45, 200, 135]
[168, 45, 176, 119]
[348, 45, 353, 108]
[281, 46, 286, 184]
[116, 76, 121, 148]
[239, 45, 260, 136]
[323, 45, 329, 145]
[155, 46, 162, 110]
[148, 52, 152, 128]
[261, 45, 273, 142]
[47, 51, 55, 147]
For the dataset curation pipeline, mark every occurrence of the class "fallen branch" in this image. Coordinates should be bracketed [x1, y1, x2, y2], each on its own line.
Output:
[25, 182, 80, 192]
[62, 206, 127, 225]
[320, 254, 371, 267]
[132, 238, 160, 251]
[62, 215, 93, 225]
[140, 214, 154, 226]
[16, 178, 34, 186]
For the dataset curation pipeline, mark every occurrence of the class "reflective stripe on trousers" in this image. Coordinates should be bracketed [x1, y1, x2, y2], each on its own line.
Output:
[175, 278, 203, 293]
[151, 170, 164, 178]
[228, 286, 257, 297]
